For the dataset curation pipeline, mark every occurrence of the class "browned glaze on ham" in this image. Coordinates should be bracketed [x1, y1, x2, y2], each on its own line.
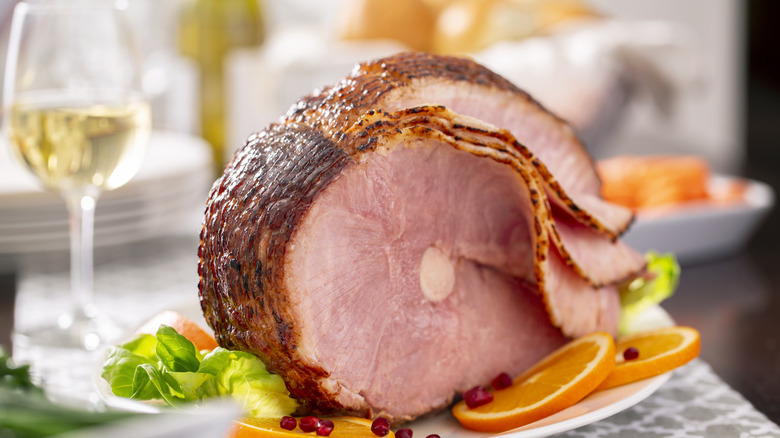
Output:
[285, 52, 634, 240]
[199, 53, 645, 422]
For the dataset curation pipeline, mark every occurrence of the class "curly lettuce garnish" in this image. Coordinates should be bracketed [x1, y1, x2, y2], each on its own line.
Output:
[619, 252, 681, 334]
[101, 325, 298, 418]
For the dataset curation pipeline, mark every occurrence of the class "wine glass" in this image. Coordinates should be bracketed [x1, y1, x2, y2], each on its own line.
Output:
[3, 0, 151, 352]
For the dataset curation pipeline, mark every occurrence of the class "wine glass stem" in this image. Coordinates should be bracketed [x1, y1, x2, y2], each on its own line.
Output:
[66, 193, 97, 325]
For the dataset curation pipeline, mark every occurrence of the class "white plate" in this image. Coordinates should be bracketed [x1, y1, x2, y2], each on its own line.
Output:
[95, 304, 675, 437]
[622, 175, 774, 264]
[0, 131, 214, 256]
[404, 374, 669, 438]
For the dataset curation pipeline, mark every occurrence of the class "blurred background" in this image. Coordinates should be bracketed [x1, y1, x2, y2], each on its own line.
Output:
[0, 0, 779, 420]
[0, 0, 751, 170]
[1, 0, 771, 266]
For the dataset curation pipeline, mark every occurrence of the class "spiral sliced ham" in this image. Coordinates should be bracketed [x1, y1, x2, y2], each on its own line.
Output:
[199, 53, 645, 423]
[347, 105, 645, 289]
[286, 52, 634, 240]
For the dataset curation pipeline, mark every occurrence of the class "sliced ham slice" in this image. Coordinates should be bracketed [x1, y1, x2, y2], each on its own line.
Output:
[550, 211, 647, 287]
[544, 249, 622, 338]
[286, 52, 634, 239]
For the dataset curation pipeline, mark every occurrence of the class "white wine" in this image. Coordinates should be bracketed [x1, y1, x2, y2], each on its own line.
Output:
[8, 100, 151, 193]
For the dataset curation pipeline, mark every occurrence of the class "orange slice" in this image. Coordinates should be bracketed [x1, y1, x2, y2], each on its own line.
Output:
[227, 416, 390, 438]
[135, 310, 219, 351]
[597, 326, 700, 391]
[452, 332, 615, 433]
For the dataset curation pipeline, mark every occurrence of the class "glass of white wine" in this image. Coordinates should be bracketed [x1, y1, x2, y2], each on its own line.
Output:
[3, 0, 151, 351]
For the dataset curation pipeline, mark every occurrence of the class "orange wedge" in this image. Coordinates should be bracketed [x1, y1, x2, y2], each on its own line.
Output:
[135, 310, 219, 351]
[227, 416, 390, 438]
[597, 326, 700, 391]
[452, 332, 615, 433]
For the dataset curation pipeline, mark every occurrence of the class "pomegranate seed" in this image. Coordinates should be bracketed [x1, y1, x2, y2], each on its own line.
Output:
[371, 417, 391, 436]
[623, 347, 640, 361]
[463, 385, 493, 409]
[279, 416, 297, 431]
[299, 416, 320, 433]
[396, 428, 413, 438]
[426, 435, 441, 438]
[317, 419, 335, 436]
[491, 372, 512, 390]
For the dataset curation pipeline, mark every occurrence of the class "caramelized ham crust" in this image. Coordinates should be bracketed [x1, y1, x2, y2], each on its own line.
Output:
[286, 52, 634, 239]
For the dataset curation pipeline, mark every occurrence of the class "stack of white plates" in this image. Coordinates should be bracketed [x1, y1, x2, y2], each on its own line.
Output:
[0, 131, 215, 256]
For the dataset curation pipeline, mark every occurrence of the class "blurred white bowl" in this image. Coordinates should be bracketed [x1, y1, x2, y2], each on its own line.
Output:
[622, 175, 774, 264]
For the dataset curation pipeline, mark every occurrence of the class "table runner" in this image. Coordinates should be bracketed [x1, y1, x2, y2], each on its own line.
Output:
[562, 359, 780, 437]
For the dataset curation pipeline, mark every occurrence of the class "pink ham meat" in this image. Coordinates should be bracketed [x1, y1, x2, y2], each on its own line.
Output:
[198, 53, 645, 422]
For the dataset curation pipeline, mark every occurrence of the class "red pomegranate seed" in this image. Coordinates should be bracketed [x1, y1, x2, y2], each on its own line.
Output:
[426, 435, 441, 438]
[491, 372, 512, 390]
[371, 417, 391, 436]
[317, 419, 335, 436]
[396, 428, 413, 438]
[623, 347, 640, 361]
[463, 385, 493, 409]
[279, 416, 297, 431]
[299, 416, 320, 433]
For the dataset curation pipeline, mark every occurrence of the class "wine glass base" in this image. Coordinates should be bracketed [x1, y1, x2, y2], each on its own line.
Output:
[13, 314, 123, 351]
[12, 316, 124, 406]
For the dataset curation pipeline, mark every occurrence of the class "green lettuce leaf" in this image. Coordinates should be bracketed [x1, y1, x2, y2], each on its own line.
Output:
[619, 251, 681, 334]
[199, 348, 298, 417]
[155, 325, 200, 373]
[101, 323, 298, 418]
[132, 362, 170, 402]
[100, 334, 158, 398]
[167, 371, 217, 401]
